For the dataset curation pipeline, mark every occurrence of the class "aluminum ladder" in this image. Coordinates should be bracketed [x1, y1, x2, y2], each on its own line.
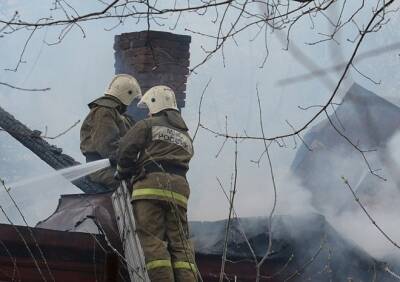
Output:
[111, 181, 150, 282]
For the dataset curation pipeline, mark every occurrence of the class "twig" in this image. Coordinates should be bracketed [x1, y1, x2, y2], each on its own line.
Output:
[193, 78, 212, 141]
[0, 201, 47, 281]
[324, 110, 385, 180]
[200, 0, 397, 145]
[0, 81, 50, 92]
[0, 119, 80, 140]
[284, 235, 327, 281]
[342, 176, 400, 249]
[0, 238, 21, 281]
[216, 177, 258, 264]
[43, 119, 80, 139]
[1, 179, 55, 281]
[255, 85, 278, 282]
[219, 137, 239, 282]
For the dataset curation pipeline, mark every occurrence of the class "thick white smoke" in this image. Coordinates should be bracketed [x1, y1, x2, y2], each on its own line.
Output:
[324, 131, 400, 262]
[389, 131, 400, 167]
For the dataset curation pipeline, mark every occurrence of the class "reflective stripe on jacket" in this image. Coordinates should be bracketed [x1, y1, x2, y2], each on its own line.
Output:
[132, 187, 188, 208]
[117, 110, 194, 207]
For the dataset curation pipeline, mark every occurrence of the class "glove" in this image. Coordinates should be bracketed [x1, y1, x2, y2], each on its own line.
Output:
[109, 153, 117, 167]
[114, 169, 132, 181]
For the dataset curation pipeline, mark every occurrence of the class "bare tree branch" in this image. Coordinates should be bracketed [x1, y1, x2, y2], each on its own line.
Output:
[342, 176, 400, 250]
[0, 81, 50, 92]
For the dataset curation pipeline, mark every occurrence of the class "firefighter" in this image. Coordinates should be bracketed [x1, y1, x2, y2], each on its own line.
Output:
[115, 85, 197, 282]
[80, 74, 141, 190]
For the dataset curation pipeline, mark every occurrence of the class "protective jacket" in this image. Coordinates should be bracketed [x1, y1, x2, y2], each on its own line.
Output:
[117, 110, 194, 209]
[80, 95, 134, 189]
[117, 110, 197, 281]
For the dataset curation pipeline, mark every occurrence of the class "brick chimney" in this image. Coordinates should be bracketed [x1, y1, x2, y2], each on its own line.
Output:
[114, 30, 191, 120]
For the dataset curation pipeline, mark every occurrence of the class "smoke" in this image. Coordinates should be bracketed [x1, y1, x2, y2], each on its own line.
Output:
[311, 131, 400, 263]
[272, 170, 317, 216]
[248, 130, 400, 268]
[389, 130, 400, 168]
[188, 139, 317, 221]
[344, 131, 400, 261]
[189, 131, 400, 266]
[331, 204, 400, 263]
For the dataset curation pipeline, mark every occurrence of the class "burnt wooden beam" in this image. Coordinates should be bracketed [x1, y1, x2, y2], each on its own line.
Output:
[0, 105, 106, 193]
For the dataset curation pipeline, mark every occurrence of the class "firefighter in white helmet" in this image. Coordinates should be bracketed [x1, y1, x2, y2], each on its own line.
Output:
[115, 85, 198, 281]
[80, 74, 142, 190]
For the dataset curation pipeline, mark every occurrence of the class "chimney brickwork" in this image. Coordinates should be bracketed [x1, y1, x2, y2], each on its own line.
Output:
[114, 31, 191, 119]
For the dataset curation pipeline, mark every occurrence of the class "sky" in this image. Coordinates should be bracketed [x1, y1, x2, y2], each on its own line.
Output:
[0, 0, 399, 261]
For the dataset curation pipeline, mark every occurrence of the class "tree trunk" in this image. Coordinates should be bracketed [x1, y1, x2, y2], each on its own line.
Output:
[0, 106, 106, 193]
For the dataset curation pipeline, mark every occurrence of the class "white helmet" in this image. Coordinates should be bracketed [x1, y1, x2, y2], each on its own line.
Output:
[138, 85, 178, 114]
[104, 74, 142, 106]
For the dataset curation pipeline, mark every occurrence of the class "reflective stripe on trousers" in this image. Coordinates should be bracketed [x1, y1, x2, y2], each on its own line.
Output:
[146, 260, 196, 271]
[132, 188, 188, 208]
[146, 259, 172, 270]
[146, 260, 197, 282]
[173, 261, 196, 271]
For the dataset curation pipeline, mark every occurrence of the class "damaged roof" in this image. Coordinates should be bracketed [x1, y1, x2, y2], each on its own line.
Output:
[32, 192, 399, 281]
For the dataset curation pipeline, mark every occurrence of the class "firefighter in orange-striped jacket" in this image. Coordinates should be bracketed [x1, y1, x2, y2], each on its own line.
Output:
[115, 86, 197, 282]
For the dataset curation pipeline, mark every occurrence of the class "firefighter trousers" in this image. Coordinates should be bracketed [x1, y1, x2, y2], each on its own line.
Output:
[132, 199, 198, 282]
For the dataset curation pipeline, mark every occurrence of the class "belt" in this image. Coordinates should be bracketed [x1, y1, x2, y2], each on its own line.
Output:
[84, 152, 102, 162]
[143, 161, 188, 178]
